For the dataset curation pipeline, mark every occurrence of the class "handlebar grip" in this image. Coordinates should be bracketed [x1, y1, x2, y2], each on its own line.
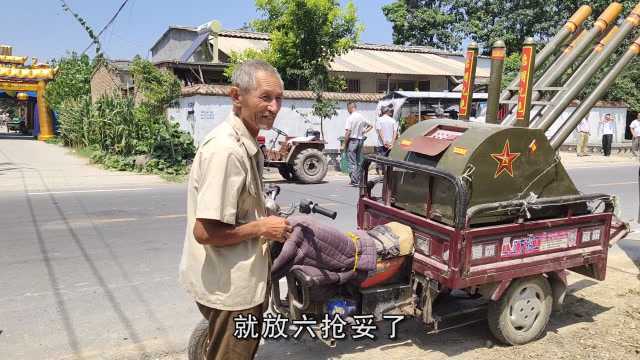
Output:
[312, 204, 337, 219]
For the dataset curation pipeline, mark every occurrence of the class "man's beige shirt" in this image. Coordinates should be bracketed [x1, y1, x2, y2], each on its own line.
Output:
[179, 112, 268, 311]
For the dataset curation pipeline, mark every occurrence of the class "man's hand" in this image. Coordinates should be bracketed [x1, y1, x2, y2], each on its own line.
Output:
[258, 216, 292, 242]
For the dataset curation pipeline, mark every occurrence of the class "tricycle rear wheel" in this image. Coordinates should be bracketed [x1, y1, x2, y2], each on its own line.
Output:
[488, 276, 552, 345]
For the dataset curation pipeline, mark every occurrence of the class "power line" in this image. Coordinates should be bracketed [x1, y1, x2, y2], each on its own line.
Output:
[82, 0, 131, 55]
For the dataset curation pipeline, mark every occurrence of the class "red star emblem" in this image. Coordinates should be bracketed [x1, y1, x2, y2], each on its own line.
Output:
[491, 140, 521, 178]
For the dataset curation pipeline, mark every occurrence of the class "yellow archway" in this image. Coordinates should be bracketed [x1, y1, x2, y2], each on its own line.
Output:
[0, 45, 55, 140]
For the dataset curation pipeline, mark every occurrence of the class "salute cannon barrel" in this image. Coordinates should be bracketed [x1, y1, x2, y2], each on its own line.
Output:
[501, 2, 623, 127]
[498, 5, 592, 105]
[534, 3, 640, 133]
[550, 35, 640, 149]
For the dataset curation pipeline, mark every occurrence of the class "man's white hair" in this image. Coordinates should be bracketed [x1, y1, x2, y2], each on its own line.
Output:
[231, 60, 283, 92]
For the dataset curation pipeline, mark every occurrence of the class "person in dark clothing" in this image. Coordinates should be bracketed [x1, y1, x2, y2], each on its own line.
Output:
[599, 113, 616, 156]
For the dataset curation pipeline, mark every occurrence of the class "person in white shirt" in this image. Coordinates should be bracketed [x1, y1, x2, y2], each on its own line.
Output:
[629, 113, 640, 157]
[599, 113, 616, 156]
[576, 117, 591, 157]
[343, 102, 372, 186]
[374, 105, 399, 173]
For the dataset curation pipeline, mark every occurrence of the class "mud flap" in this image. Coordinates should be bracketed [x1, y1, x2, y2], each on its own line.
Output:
[608, 216, 630, 247]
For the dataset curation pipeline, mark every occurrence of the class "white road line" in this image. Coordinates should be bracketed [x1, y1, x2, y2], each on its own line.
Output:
[586, 181, 638, 187]
[93, 218, 138, 224]
[27, 188, 154, 195]
[154, 214, 186, 219]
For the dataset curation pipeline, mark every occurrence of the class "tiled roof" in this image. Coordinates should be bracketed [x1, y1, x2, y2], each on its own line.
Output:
[218, 30, 270, 40]
[214, 30, 470, 57]
[182, 84, 383, 102]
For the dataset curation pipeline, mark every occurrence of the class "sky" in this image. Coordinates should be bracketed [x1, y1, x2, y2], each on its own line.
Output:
[0, 0, 394, 62]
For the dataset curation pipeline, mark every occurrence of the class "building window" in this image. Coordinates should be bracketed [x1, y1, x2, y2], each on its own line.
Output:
[376, 79, 421, 93]
[418, 80, 430, 91]
[346, 79, 360, 93]
[377, 79, 389, 93]
[397, 80, 415, 91]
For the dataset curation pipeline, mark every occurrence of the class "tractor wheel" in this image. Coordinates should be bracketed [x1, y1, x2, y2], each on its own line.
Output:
[278, 166, 296, 181]
[488, 276, 553, 345]
[187, 319, 209, 360]
[293, 148, 328, 184]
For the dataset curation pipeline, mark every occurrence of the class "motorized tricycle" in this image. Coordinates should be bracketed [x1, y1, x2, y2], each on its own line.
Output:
[269, 153, 628, 347]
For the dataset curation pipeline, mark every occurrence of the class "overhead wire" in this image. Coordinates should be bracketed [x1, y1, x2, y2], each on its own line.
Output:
[82, 0, 131, 55]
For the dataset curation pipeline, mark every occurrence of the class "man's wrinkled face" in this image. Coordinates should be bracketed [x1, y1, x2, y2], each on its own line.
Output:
[234, 71, 283, 133]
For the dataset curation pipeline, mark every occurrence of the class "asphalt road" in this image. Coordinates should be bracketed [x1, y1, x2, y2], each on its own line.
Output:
[0, 165, 639, 359]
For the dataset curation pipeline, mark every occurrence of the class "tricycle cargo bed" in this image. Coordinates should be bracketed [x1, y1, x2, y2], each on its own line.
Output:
[358, 155, 627, 290]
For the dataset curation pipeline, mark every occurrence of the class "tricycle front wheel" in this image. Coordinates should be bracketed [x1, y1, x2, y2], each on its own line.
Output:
[488, 276, 552, 345]
[187, 319, 208, 360]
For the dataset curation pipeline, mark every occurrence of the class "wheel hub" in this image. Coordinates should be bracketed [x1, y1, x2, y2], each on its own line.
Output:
[303, 157, 320, 175]
[508, 285, 544, 332]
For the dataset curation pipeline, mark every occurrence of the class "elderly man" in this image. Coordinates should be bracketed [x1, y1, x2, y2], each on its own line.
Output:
[179, 60, 292, 360]
[343, 102, 372, 186]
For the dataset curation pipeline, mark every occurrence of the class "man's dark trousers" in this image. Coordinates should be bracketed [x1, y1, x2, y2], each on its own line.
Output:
[347, 138, 364, 185]
[602, 134, 613, 156]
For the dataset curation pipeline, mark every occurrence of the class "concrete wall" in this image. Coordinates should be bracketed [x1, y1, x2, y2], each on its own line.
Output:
[167, 95, 379, 150]
[548, 106, 628, 145]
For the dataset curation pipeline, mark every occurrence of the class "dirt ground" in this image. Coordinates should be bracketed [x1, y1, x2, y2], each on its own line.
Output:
[260, 249, 640, 360]
[115, 248, 640, 360]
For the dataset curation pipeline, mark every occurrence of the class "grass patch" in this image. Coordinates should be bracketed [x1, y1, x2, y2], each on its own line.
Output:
[65, 145, 191, 181]
[159, 173, 188, 183]
[44, 137, 63, 145]
[70, 146, 97, 160]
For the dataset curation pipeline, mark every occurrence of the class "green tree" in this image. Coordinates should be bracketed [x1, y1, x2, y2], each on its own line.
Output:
[501, 52, 521, 91]
[45, 53, 94, 112]
[462, 0, 574, 54]
[223, 48, 275, 80]
[382, 0, 464, 51]
[251, 0, 362, 89]
[227, 0, 362, 138]
[130, 56, 181, 113]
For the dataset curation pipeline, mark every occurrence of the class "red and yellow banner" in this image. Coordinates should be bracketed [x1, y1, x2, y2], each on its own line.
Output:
[516, 45, 535, 121]
[459, 50, 476, 118]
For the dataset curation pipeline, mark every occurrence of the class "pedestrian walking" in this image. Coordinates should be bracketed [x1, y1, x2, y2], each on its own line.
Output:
[629, 113, 640, 158]
[343, 102, 372, 186]
[599, 113, 616, 157]
[576, 116, 591, 157]
[179, 60, 292, 360]
[374, 105, 399, 173]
